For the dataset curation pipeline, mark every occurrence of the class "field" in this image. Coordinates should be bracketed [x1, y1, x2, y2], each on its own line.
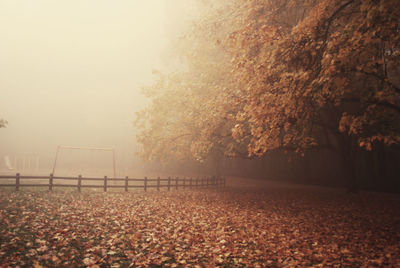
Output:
[0, 178, 399, 267]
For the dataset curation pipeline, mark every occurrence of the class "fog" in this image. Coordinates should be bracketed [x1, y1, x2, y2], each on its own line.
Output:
[0, 0, 196, 175]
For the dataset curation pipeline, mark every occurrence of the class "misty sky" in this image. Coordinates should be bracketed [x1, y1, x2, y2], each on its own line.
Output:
[0, 0, 196, 168]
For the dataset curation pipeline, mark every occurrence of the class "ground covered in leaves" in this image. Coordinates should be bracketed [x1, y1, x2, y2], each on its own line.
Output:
[0, 181, 399, 267]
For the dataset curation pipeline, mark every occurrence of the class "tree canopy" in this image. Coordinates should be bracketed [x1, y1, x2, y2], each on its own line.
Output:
[135, 0, 400, 169]
[230, 0, 400, 155]
[135, 1, 245, 163]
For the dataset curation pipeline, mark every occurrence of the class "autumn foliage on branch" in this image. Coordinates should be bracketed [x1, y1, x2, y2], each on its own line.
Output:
[135, 1, 245, 162]
[230, 0, 400, 155]
[135, 0, 400, 166]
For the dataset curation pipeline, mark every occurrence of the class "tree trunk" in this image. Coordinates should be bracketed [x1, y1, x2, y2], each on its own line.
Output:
[339, 135, 359, 192]
[376, 142, 388, 182]
[344, 154, 358, 192]
[365, 150, 377, 189]
[215, 157, 222, 178]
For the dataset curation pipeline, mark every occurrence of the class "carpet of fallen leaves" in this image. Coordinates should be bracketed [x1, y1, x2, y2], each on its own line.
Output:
[0, 182, 399, 267]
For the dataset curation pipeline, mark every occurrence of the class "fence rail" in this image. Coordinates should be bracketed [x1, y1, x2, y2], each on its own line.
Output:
[0, 173, 226, 192]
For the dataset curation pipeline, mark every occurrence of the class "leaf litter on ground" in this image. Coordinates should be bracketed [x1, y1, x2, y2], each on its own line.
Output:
[0, 184, 399, 267]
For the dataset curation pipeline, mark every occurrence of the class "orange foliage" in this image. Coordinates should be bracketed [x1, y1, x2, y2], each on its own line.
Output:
[229, 0, 400, 155]
[136, 0, 400, 162]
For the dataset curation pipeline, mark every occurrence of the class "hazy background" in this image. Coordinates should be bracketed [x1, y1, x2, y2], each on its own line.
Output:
[0, 0, 198, 175]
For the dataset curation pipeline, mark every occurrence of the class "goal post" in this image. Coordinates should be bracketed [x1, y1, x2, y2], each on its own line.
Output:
[52, 145, 116, 177]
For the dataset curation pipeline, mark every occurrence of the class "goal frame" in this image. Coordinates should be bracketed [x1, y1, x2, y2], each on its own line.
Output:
[52, 145, 116, 177]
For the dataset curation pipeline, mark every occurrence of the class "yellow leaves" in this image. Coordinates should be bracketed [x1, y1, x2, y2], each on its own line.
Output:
[83, 257, 98, 267]
[3, 183, 400, 266]
[135, 8, 243, 162]
[338, 115, 349, 133]
[232, 124, 243, 141]
[129, 232, 142, 247]
[339, 113, 364, 135]
[190, 140, 213, 162]
[359, 140, 373, 151]
[37, 245, 48, 252]
[33, 261, 43, 268]
[136, 0, 400, 161]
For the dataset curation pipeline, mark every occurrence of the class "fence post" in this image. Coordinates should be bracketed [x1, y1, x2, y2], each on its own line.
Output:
[104, 176, 107, 192]
[206, 177, 209, 188]
[157, 176, 160, 191]
[49, 173, 53, 191]
[223, 177, 226, 187]
[196, 177, 198, 188]
[16, 173, 20, 191]
[125, 176, 128, 192]
[144, 177, 147, 192]
[168, 176, 171, 191]
[175, 177, 178, 190]
[183, 177, 186, 189]
[78, 175, 82, 193]
[190, 177, 192, 188]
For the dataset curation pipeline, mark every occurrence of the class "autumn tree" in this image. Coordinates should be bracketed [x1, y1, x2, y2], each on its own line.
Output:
[135, 0, 247, 172]
[229, 0, 400, 190]
[136, 0, 399, 189]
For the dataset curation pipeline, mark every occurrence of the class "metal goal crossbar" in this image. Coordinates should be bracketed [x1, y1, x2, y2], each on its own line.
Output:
[52, 145, 116, 177]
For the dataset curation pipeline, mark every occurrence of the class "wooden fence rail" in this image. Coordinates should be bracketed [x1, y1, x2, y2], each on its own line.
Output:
[0, 173, 226, 192]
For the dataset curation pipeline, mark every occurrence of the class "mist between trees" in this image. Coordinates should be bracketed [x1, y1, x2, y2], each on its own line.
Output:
[0, 0, 399, 192]
[134, 0, 400, 192]
[0, 1, 399, 266]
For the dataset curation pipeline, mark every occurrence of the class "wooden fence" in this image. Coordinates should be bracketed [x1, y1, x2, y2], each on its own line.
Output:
[0, 173, 226, 192]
